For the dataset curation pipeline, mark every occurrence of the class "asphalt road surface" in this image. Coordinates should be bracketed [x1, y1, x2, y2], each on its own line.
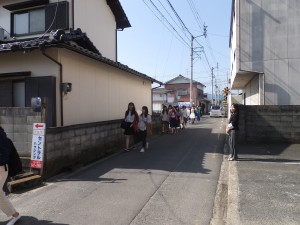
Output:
[0, 116, 227, 225]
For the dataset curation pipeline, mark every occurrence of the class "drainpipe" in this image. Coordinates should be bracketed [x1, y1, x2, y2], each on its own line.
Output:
[115, 29, 118, 62]
[42, 50, 64, 127]
[71, 0, 75, 29]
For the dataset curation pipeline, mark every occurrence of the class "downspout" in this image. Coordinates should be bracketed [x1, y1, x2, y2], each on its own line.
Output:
[71, 0, 75, 29]
[116, 29, 118, 62]
[42, 50, 64, 127]
[238, 0, 241, 72]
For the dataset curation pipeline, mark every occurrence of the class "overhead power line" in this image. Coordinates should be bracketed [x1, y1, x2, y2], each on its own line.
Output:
[143, 0, 190, 47]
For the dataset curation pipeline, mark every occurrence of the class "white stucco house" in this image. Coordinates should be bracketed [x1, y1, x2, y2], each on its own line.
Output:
[0, 0, 161, 127]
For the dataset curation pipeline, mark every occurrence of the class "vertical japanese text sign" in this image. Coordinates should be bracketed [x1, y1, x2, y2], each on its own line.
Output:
[31, 123, 46, 169]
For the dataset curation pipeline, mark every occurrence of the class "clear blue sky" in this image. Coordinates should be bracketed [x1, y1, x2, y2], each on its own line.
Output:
[118, 0, 232, 95]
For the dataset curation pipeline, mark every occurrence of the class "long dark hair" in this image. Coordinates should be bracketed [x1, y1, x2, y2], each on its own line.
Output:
[231, 103, 239, 114]
[125, 102, 136, 117]
[162, 105, 168, 114]
[141, 106, 149, 117]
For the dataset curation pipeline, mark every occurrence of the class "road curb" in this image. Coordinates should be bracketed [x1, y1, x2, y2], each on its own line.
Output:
[210, 143, 229, 225]
[226, 160, 241, 225]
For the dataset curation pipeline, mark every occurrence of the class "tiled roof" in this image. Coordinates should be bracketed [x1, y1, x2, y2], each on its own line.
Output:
[0, 29, 161, 85]
[165, 75, 205, 87]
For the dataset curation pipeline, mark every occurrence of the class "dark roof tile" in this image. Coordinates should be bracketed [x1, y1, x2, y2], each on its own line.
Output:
[0, 29, 161, 84]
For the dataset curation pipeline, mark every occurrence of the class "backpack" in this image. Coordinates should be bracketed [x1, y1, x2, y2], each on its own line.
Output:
[7, 139, 23, 177]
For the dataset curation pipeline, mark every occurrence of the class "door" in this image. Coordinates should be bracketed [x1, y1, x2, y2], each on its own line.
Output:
[0, 80, 13, 107]
[25, 76, 56, 127]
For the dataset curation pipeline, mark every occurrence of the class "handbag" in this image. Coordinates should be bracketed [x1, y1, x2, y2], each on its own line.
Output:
[146, 124, 152, 136]
[120, 120, 126, 129]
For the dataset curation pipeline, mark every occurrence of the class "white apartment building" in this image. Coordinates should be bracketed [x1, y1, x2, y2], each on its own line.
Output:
[230, 0, 300, 105]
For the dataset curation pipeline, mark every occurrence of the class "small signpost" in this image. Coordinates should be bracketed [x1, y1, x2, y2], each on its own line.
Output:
[30, 123, 46, 170]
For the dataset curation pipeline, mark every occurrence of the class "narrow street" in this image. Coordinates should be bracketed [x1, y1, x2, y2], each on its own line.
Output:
[0, 116, 227, 225]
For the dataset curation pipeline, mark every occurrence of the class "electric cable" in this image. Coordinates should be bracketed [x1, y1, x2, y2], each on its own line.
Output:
[143, 0, 190, 47]
[37, 0, 60, 40]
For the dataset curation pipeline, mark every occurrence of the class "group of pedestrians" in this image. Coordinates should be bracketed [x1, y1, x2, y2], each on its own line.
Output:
[160, 104, 203, 134]
[122, 102, 151, 153]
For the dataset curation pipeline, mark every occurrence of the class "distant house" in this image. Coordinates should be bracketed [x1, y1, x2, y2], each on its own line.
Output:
[0, 0, 161, 127]
[152, 87, 175, 113]
[230, 0, 300, 105]
[164, 75, 206, 107]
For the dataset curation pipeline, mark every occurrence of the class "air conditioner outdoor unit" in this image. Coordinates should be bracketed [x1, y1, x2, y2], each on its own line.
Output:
[0, 28, 4, 41]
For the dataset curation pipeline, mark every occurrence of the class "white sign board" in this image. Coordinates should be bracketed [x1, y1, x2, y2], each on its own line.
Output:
[30, 123, 46, 169]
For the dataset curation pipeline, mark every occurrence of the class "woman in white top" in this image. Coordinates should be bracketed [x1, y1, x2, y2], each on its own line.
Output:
[138, 106, 152, 153]
[181, 105, 188, 128]
[190, 106, 196, 124]
[124, 102, 139, 151]
[161, 105, 169, 134]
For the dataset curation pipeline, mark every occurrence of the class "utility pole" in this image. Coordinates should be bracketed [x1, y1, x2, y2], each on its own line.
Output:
[211, 67, 214, 105]
[190, 35, 194, 107]
[190, 24, 207, 107]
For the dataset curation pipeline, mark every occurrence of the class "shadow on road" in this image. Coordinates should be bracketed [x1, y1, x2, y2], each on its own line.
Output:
[0, 216, 69, 225]
[50, 119, 227, 183]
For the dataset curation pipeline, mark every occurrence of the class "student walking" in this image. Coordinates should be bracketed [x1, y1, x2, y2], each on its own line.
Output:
[161, 105, 169, 134]
[174, 106, 181, 130]
[189, 106, 196, 124]
[181, 106, 189, 128]
[169, 106, 179, 134]
[123, 102, 139, 151]
[0, 127, 21, 225]
[227, 103, 239, 161]
[138, 106, 152, 153]
[196, 106, 201, 122]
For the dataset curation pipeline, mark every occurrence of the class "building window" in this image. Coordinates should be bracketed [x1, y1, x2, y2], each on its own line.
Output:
[11, 1, 69, 36]
[13, 8, 45, 35]
[30, 8, 45, 33]
[178, 88, 188, 96]
[14, 12, 29, 35]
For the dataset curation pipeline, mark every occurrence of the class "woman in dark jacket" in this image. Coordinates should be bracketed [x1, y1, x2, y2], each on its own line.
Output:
[0, 127, 21, 224]
[227, 104, 239, 161]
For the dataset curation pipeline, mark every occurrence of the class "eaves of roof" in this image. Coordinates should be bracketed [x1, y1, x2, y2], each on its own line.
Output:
[106, 0, 131, 30]
[0, 29, 161, 85]
[165, 75, 205, 87]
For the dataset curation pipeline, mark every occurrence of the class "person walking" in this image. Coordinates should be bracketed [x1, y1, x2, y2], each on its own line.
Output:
[181, 106, 188, 128]
[200, 103, 205, 116]
[196, 105, 201, 122]
[138, 106, 152, 153]
[161, 105, 169, 134]
[0, 127, 21, 225]
[189, 106, 196, 124]
[227, 103, 239, 161]
[123, 102, 139, 152]
[169, 106, 178, 134]
[174, 105, 181, 131]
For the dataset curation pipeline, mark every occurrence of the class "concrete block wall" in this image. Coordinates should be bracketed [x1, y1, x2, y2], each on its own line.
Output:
[44, 114, 162, 178]
[0, 108, 41, 157]
[239, 105, 300, 143]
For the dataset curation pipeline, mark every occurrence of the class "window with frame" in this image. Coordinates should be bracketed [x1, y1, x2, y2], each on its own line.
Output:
[177, 88, 188, 96]
[11, 1, 69, 36]
[13, 8, 45, 35]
